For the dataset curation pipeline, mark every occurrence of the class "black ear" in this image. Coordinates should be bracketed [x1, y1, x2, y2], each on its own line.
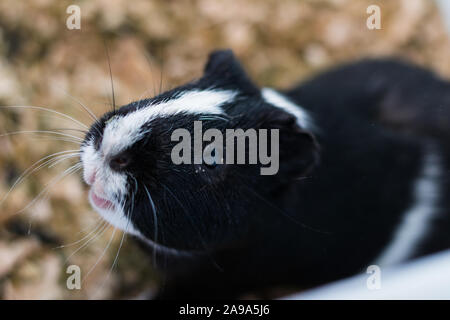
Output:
[202, 49, 259, 95]
[278, 115, 319, 180]
[258, 108, 319, 182]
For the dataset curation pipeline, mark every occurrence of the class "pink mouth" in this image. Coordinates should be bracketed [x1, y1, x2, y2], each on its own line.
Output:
[89, 190, 115, 210]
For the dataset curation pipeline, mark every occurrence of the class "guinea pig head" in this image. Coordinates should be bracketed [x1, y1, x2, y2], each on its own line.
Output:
[80, 49, 319, 253]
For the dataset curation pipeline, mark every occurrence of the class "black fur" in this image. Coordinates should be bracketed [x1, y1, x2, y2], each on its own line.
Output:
[83, 50, 450, 299]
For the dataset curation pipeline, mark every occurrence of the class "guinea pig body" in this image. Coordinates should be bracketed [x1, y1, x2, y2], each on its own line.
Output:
[81, 50, 450, 299]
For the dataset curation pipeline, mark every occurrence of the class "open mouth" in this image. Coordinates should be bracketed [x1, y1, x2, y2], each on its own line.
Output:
[89, 189, 115, 211]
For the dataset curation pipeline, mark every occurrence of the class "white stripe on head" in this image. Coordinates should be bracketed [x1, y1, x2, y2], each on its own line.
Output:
[262, 87, 313, 130]
[102, 89, 237, 156]
[81, 137, 100, 184]
[375, 149, 442, 266]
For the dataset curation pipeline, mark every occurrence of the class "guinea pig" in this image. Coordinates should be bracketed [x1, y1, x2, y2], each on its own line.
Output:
[81, 49, 450, 299]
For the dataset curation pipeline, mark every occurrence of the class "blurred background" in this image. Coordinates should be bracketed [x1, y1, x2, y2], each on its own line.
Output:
[0, 0, 449, 299]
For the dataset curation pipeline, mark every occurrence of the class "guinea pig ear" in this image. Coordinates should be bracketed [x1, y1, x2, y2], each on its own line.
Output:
[259, 107, 319, 181]
[202, 49, 259, 95]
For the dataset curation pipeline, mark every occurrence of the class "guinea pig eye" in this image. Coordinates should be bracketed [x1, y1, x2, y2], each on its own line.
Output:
[109, 154, 131, 171]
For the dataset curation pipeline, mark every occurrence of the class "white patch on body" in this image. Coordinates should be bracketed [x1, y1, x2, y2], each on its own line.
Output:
[102, 89, 236, 156]
[375, 150, 442, 266]
[262, 87, 313, 130]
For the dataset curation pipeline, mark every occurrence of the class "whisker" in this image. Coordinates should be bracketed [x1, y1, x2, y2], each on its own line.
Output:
[35, 114, 91, 133]
[49, 127, 91, 141]
[142, 50, 158, 97]
[159, 49, 164, 95]
[26, 163, 82, 233]
[55, 220, 108, 249]
[53, 84, 99, 122]
[110, 230, 126, 274]
[20, 162, 82, 219]
[27, 137, 82, 144]
[130, 176, 138, 215]
[93, 198, 134, 298]
[104, 42, 116, 114]
[94, 223, 127, 298]
[75, 216, 102, 236]
[17, 152, 79, 184]
[0, 106, 89, 129]
[0, 150, 80, 206]
[65, 222, 111, 263]
[198, 115, 230, 122]
[82, 227, 117, 284]
[144, 185, 158, 267]
[0, 130, 84, 142]
[50, 128, 88, 135]
[47, 153, 81, 168]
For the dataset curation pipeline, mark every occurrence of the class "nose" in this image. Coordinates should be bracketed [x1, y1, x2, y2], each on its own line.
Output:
[109, 154, 131, 171]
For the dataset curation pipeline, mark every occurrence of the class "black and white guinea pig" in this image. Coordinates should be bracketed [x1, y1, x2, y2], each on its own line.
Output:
[81, 49, 450, 299]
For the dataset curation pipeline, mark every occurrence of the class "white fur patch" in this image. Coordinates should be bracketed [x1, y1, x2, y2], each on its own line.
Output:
[82, 139, 137, 238]
[81, 138, 129, 241]
[262, 87, 313, 130]
[88, 191, 137, 235]
[102, 89, 237, 157]
[81, 140, 128, 198]
[80, 138, 100, 185]
[375, 150, 442, 266]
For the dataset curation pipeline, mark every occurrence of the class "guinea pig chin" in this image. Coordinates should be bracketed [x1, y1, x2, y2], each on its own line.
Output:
[85, 172, 139, 236]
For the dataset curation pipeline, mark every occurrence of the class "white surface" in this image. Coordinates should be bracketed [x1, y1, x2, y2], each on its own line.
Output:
[286, 250, 450, 299]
